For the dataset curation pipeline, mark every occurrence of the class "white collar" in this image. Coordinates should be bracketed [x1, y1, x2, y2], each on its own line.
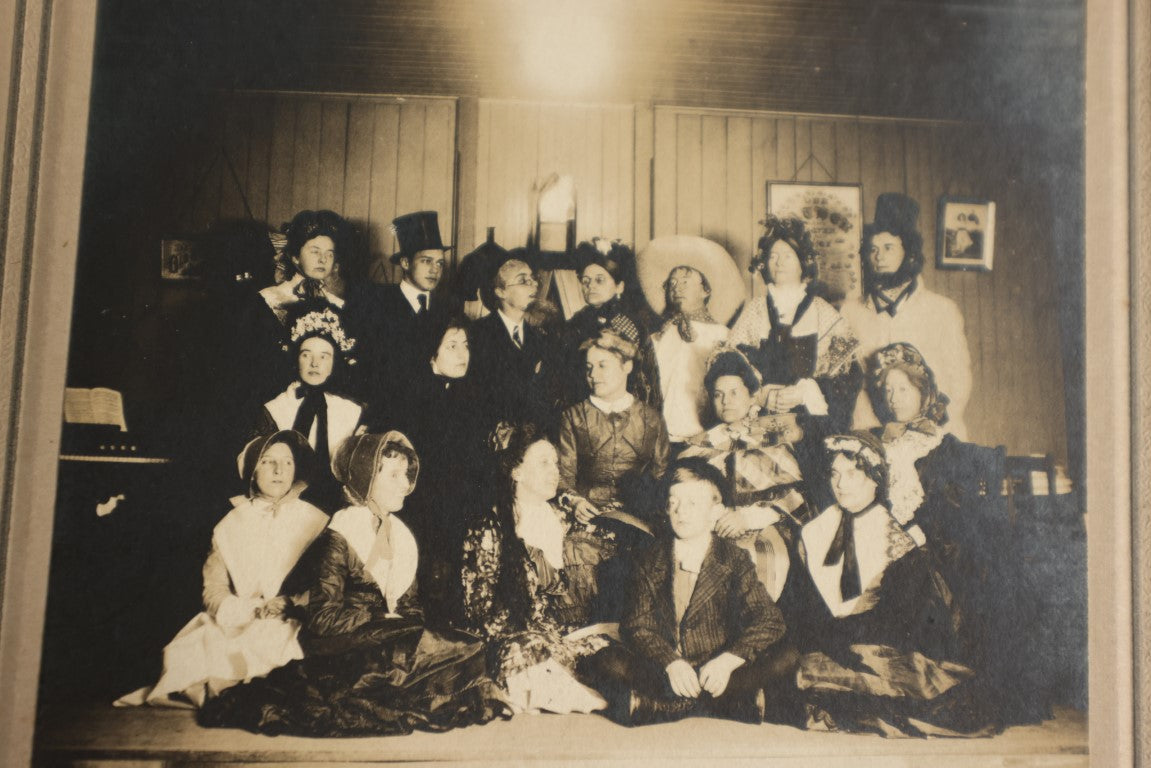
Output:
[513, 498, 566, 570]
[589, 392, 635, 414]
[673, 535, 711, 574]
[496, 308, 525, 341]
[399, 279, 430, 313]
[768, 283, 808, 315]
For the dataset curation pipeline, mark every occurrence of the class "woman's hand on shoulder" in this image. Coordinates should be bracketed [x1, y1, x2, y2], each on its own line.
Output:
[257, 596, 291, 619]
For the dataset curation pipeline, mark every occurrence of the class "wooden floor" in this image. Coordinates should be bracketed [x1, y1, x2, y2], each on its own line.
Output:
[33, 704, 1088, 767]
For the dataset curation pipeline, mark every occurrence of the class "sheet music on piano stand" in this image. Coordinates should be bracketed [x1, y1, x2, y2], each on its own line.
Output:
[60, 387, 167, 463]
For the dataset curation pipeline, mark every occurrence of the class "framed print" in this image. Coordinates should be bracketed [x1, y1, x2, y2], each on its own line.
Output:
[767, 182, 862, 304]
[938, 197, 996, 271]
[159, 238, 200, 280]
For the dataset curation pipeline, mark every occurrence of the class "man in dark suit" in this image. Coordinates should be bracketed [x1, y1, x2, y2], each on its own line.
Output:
[468, 253, 560, 434]
[581, 458, 800, 725]
[364, 211, 459, 427]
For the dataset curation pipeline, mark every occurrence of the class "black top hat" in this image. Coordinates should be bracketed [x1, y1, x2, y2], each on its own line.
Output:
[390, 211, 453, 264]
[872, 193, 920, 237]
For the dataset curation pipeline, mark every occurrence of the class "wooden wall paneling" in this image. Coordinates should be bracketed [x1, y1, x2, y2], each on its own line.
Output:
[245, 94, 273, 225]
[775, 116, 797, 183]
[725, 116, 753, 276]
[190, 104, 226, 232]
[291, 100, 322, 214]
[794, 118, 812, 182]
[509, 101, 540, 247]
[318, 100, 349, 213]
[749, 117, 775, 297]
[700, 114, 728, 252]
[652, 108, 678, 239]
[455, 97, 480, 259]
[600, 107, 622, 240]
[421, 99, 456, 254]
[578, 106, 605, 240]
[810, 120, 836, 183]
[634, 103, 654, 250]
[473, 100, 493, 248]
[266, 96, 297, 231]
[395, 102, 429, 228]
[367, 103, 400, 282]
[342, 101, 376, 239]
[220, 94, 252, 221]
[675, 113, 703, 236]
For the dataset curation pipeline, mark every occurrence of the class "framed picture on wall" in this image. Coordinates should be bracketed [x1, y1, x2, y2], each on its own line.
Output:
[767, 182, 862, 304]
[937, 196, 996, 271]
[159, 238, 201, 280]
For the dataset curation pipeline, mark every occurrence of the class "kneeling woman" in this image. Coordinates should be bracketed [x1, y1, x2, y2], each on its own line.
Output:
[778, 432, 993, 736]
[457, 422, 617, 714]
[198, 432, 506, 736]
[118, 431, 328, 708]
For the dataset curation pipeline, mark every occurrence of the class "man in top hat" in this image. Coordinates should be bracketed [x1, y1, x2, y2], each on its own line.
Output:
[365, 211, 459, 423]
[468, 251, 560, 434]
[840, 193, 973, 438]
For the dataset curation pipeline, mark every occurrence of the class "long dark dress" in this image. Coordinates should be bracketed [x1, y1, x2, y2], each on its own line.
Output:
[774, 501, 996, 736]
[729, 289, 862, 507]
[197, 512, 507, 736]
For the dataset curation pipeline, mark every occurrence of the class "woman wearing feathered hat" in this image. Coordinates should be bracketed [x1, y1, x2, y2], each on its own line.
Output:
[840, 193, 973, 439]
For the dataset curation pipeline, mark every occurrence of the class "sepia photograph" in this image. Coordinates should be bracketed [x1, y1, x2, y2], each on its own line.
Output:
[0, 0, 1142, 766]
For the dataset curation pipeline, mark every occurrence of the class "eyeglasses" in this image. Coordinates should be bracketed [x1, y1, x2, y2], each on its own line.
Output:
[505, 274, 538, 287]
[580, 275, 613, 287]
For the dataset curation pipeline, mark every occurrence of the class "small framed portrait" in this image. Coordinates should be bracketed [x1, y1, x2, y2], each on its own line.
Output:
[159, 238, 201, 280]
[937, 197, 996, 271]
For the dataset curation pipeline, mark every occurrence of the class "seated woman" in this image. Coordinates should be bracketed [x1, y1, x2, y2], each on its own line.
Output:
[117, 431, 328, 708]
[679, 348, 807, 599]
[563, 238, 661, 408]
[197, 432, 506, 736]
[457, 422, 618, 714]
[728, 216, 862, 498]
[557, 328, 670, 532]
[636, 236, 747, 444]
[393, 316, 490, 622]
[777, 432, 993, 736]
[867, 342, 1031, 722]
[253, 305, 365, 512]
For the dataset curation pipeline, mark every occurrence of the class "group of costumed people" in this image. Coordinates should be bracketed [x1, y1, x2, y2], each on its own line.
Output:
[118, 192, 1037, 738]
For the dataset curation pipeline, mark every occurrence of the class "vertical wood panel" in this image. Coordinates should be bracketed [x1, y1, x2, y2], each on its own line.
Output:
[317, 101, 348, 212]
[291, 101, 321, 213]
[579, 107, 604, 239]
[245, 95, 273, 224]
[810, 121, 836, 183]
[368, 103, 401, 280]
[675, 114, 702, 236]
[473, 100, 492, 247]
[652, 108, 678, 238]
[794, 118, 812, 182]
[634, 104, 653, 249]
[266, 97, 296, 230]
[342, 101, 375, 232]
[700, 115, 727, 250]
[422, 99, 456, 248]
[618, 107, 636, 244]
[219, 94, 251, 220]
[775, 117, 797, 182]
[725, 117, 753, 275]
[749, 118, 775, 297]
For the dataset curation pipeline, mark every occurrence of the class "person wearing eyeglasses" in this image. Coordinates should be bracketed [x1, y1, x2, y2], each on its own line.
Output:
[364, 211, 460, 428]
[469, 253, 562, 433]
[561, 238, 662, 409]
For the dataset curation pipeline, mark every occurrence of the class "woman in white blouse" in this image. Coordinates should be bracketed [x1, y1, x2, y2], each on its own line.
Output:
[118, 431, 327, 708]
